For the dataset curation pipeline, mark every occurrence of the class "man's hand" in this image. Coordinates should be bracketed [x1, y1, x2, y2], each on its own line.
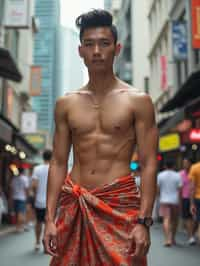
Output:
[43, 221, 58, 257]
[129, 224, 150, 261]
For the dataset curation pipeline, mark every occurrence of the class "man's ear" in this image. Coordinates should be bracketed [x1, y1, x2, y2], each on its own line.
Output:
[115, 43, 122, 56]
[79, 45, 83, 58]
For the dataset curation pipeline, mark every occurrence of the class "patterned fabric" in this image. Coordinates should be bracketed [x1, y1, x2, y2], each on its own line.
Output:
[50, 174, 147, 266]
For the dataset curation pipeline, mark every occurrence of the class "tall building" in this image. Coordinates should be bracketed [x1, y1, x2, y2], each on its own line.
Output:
[32, 0, 60, 136]
[114, 0, 133, 84]
[148, 0, 200, 162]
[132, 1, 149, 92]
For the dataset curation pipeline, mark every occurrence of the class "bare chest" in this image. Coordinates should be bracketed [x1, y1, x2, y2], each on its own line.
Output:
[68, 96, 134, 136]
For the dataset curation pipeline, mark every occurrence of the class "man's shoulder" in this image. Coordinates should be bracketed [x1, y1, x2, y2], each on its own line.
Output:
[118, 82, 154, 111]
[56, 87, 87, 106]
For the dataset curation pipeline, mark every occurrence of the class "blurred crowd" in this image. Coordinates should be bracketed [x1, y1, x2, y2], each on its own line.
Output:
[132, 157, 200, 247]
[0, 150, 52, 251]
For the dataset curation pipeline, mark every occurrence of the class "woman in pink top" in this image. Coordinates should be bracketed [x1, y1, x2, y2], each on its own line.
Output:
[180, 158, 196, 245]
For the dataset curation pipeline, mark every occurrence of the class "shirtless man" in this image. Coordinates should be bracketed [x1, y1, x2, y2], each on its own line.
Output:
[43, 9, 158, 266]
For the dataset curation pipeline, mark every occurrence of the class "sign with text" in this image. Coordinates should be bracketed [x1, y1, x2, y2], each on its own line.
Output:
[30, 66, 42, 96]
[24, 134, 46, 150]
[172, 21, 188, 60]
[160, 56, 168, 91]
[189, 129, 200, 142]
[21, 112, 37, 134]
[159, 133, 180, 152]
[191, 0, 200, 48]
[4, 0, 31, 28]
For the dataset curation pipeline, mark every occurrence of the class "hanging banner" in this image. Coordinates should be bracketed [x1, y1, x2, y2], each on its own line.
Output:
[30, 66, 42, 96]
[3, 0, 31, 28]
[172, 21, 188, 60]
[160, 56, 168, 91]
[191, 0, 200, 48]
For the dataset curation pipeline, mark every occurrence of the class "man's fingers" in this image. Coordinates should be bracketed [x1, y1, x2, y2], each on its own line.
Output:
[132, 240, 150, 259]
[43, 235, 58, 257]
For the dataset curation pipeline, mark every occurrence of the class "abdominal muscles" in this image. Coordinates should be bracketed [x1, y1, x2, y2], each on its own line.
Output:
[70, 132, 135, 188]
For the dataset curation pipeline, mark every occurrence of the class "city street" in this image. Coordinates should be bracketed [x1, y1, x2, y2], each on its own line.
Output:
[0, 224, 199, 266]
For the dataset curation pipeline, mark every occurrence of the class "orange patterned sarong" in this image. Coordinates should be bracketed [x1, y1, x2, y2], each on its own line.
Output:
[50, 174, 147, 266]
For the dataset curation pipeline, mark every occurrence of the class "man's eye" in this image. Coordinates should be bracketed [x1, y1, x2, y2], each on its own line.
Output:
[101, 41, 110, 46]
[84, 43, 93, 47]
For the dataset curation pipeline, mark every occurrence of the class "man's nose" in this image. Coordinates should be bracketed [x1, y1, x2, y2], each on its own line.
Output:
[93, 44, 100, 54]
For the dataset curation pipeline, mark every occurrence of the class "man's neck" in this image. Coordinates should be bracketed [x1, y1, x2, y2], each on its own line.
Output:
[87, 70, 118, 96]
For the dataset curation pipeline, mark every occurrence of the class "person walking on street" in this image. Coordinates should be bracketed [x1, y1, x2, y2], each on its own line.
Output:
[189, 160, 200, 245]
[180, 157, 196, 245]
[157, 159, 182, 247]
[32, 150, 52, 251]
[11, 168, 29, 232]
[26, 167, 36, 230]
[43, 9, 158, 266]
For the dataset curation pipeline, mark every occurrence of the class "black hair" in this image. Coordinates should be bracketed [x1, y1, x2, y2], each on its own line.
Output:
[43, 149, 52, 161]
[183, 156, 193, 164]
[18, 168, 24, 174]
[165, 158, 175, 169]
[76, 9, 118, 44]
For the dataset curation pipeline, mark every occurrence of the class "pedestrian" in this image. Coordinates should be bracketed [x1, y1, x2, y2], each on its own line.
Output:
[189, 159, 200, 245]
[32, 150, 52, 251]
[11, 168, 29, 232]
[43, 9, 158, 266]
[25, 167, 35, 230]
[180, 157, 196, 245]
[157, 159, 182, 246]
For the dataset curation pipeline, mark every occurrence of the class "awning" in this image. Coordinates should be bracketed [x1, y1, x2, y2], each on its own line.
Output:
[159, 108, 185, 135]
[0, 47, 22, 82]
[160, 71, 200, 112]
[14, 134, 38, 157]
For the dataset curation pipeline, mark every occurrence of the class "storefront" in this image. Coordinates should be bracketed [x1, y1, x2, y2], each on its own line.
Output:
[158, 71, 200, 165]
[0, 114, 37, 224]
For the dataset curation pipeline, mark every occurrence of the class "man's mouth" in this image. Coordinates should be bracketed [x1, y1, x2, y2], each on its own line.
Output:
[92, 59, 104, 63]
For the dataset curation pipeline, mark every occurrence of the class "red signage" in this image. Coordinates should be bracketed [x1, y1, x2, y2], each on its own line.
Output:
[191, 0, 200, 48]
[189, 129, 200, 142]
[160, 56, 168, 90]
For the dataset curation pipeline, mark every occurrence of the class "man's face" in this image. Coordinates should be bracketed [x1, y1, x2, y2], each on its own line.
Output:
[79, 27, 120, 72]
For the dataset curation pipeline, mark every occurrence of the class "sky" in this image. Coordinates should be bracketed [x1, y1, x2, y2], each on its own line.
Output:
[60, 0, 105, 83]
[60, 0, 104, 30]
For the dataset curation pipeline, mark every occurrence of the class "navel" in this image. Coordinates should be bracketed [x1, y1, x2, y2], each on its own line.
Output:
[114, 125, 121, 130]
[90, 170, 96, 175]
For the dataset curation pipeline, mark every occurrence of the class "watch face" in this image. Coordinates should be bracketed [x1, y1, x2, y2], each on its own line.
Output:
[145, 217, 153, 226]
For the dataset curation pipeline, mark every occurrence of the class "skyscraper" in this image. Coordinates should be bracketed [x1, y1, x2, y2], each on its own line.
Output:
[32, 0, 60, 136]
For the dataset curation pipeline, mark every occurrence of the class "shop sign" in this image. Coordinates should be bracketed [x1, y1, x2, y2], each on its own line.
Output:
[172, 21, 188, 60]
[21, 112, 37, 134]
[160, 56, 168, 91]
[191, 0, 200, 48]
[3, 0, 31, 29]
[159, 133, 180, 152]
[189, 129, 200, 142]
[24, 134, 46, 150]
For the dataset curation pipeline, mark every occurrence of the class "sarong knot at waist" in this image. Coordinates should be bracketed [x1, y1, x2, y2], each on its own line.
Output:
[72, 184, 82, 197]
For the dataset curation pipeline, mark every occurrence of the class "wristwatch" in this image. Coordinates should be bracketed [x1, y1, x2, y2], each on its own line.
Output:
[137, 217, 153, 228]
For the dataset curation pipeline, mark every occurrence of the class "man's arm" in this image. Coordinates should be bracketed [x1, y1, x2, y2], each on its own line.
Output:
[130, 93, 158, 261]
[135, 94, 158, 218]
[44, 97, 71, 256]
[46, 97, 71, 222]
[189, 166, 196, 215]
